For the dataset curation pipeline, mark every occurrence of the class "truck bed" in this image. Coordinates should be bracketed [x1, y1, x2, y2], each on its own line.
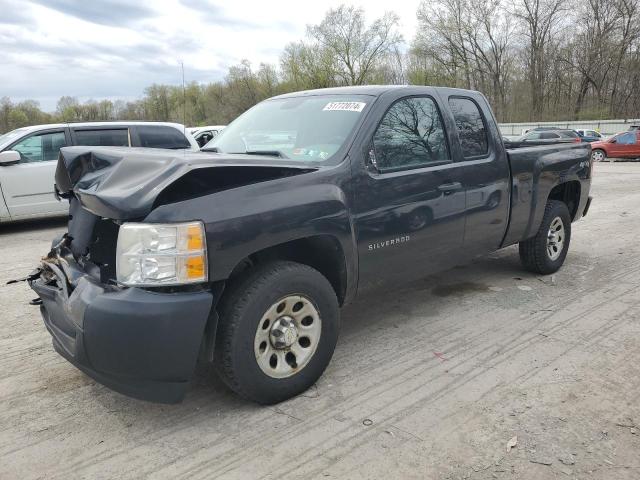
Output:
[503, 142, 592, 247]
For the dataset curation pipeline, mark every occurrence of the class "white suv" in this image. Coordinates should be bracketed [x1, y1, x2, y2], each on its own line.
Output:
[0, 122, 198, 222]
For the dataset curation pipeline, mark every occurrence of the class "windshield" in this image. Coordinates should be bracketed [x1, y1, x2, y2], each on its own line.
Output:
[0, 127, 31, 147]
[203, 95, 370, 163]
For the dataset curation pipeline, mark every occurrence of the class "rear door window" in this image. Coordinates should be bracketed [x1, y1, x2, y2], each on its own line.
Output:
[448, 97, 489, 158]
[137, 126, 191, 149]
[540, 132, 560, 139]
[74, 129, 129, 147]
[10, 131, 67, 162]
[559, 131, 578, 138]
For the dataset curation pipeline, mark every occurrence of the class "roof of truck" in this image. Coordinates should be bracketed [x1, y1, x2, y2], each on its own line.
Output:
[271, 85, 482, 99]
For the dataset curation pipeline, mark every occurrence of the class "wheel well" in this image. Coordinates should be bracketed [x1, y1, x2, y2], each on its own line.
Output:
[229, 235, 348, 305]
[548, 181, 581, 220]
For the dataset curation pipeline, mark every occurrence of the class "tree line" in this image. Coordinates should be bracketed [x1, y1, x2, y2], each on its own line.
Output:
[2, 0, 639, 134]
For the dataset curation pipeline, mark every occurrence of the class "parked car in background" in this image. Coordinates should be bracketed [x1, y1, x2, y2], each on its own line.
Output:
[189, 125, 226, 147]
[575, 129, 603, 142]
[505, 129, 582, 148]
[590, 130, 640, 161]
[0, 122, 198, 222]
[522, 126, 562, 135]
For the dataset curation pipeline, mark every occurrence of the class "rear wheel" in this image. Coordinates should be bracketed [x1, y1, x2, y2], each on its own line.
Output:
[591, 149, 606, 162]
[215, 261, 339, 404]
[519, 200, 572, 275]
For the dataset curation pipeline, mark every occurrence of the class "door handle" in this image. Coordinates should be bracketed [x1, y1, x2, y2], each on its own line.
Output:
[437, 182, 463, 194]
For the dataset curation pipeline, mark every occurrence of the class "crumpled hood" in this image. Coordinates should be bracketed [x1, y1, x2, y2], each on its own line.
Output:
[55, 147, 317, 220]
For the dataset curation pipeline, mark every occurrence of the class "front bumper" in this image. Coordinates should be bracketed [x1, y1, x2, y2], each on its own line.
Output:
[582, 196, 593, 217]
[29, 255, 213, 403]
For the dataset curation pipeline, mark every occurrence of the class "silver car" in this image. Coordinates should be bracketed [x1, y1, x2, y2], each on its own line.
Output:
[0, 122, 198, 222]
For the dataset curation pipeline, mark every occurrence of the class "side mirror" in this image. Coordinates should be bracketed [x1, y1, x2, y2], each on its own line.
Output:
[0, 150, 20, 166]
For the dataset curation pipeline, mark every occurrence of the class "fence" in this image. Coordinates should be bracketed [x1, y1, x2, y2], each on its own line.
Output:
[498, 119, 640, 136]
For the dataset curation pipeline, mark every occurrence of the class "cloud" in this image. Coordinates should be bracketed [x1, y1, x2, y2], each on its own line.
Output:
[0, 0, 37, 25]
[0, 0, 420, 111]
[179, 0, 296, 30]
[27, 0, 158, 27]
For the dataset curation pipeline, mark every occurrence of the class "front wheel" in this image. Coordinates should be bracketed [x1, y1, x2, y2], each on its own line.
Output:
[215, 261, 340, 404]
[591, 149, 606, 162]
[519, 200, 572, 275]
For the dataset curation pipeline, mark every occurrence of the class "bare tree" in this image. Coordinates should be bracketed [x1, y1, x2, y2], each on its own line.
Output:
[512, 0, 566, 120]
[307, 5, 403, 85]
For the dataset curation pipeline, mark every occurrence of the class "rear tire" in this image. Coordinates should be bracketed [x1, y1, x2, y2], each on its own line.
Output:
[591, 149, 606, 162]
[215, 261, 340, 404]
[519, 200, 571, 275]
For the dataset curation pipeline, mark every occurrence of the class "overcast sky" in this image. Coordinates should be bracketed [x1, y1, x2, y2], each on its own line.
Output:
[0, 0, 419, 111]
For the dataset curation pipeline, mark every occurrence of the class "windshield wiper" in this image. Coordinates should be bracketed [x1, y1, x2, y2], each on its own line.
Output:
[200, 146, 219, 152]
[244, 150, 289, 159]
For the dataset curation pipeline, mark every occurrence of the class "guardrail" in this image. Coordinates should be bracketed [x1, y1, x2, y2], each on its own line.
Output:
[498, 119, 640, 136]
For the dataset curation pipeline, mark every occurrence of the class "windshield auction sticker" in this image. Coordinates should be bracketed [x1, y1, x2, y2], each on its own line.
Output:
[323, 102, 366, 112]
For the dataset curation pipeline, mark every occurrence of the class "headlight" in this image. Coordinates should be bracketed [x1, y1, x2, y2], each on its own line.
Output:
[116, 221, 207, 286]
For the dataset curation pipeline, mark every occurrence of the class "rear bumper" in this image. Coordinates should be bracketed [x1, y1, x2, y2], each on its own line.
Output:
[30, 259, 213, 403]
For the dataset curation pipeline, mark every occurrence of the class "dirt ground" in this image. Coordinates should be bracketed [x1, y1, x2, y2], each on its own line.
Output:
[1, 163, 639, 480]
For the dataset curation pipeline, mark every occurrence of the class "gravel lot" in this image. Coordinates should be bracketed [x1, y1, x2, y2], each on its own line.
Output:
[1, 163, 639, 480]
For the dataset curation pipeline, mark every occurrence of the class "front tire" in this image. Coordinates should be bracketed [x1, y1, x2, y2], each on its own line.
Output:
[591, 149, 606, 162]
[519, 200, 572, 275]
[215, 261, 340, 404]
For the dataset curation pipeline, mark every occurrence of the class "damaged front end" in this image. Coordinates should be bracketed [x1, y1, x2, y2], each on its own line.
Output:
[27, 212, 214, 403]
[24, 146, 317, 402]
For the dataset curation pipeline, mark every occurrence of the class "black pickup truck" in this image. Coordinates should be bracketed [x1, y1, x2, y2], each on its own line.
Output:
[27, 86, 593, 404]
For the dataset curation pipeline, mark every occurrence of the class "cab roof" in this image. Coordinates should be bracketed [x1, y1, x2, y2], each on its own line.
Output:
[270, 85, 483, 100]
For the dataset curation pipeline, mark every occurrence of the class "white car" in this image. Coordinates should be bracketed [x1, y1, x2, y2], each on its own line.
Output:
[0, 122, 198, 223]
[189, 125, 226, 147]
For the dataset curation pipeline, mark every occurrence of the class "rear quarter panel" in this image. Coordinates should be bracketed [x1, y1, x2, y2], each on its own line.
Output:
[502, 142, 592, 246]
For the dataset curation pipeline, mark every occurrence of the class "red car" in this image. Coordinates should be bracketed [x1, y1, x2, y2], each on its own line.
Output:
[590, 130, 640, 161]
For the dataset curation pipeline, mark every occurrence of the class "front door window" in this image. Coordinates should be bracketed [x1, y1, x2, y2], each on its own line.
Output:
[11, 131, 67, 162]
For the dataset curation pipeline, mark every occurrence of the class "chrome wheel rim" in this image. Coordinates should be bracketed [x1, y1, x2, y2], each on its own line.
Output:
[254, 295, 322, 379]
[592, 150, 604, 162]
[547, 216, 565, 261]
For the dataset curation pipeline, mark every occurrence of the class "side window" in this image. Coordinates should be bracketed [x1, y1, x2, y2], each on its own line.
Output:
[559, 131, 578, 138]
[540, 132, 560, 139]
[75, 129, 129, 147]
[195, 130, 214, 147]
[448, 97, 489, 158]
[525, 132, 542, 140]
[617, 132, 636, 145]
[372, 97, 449, 172]
[137, 126, 191, 149]
[11, 131, 67, 162]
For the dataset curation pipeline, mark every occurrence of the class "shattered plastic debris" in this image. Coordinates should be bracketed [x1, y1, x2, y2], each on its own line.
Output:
[506, 435, 518, 452]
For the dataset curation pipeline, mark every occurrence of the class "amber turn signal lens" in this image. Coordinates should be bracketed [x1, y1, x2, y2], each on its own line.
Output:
[185, 255, 206, 280]
[187, 225, 204, 251]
